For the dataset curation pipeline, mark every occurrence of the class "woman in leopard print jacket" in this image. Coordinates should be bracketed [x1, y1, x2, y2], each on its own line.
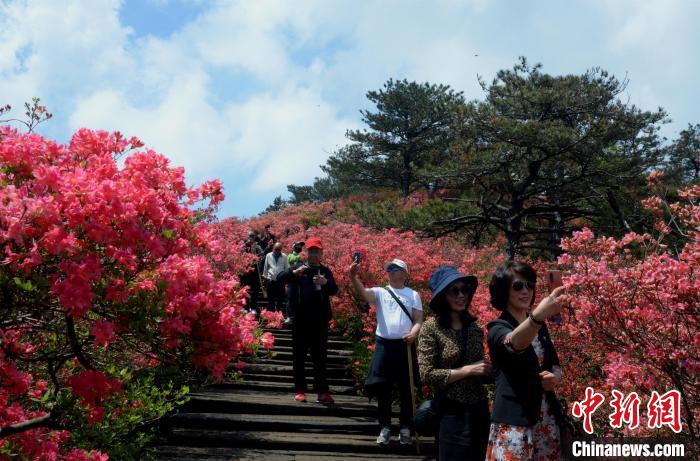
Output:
[417, 266, 492, 461]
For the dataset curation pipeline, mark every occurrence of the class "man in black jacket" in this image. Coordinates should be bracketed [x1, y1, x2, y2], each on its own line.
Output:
[280, 237, 338, 404]
[241, 233, 264, 315]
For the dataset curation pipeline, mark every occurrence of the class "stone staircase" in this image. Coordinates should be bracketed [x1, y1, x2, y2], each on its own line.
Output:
[155, 290, 435, 460]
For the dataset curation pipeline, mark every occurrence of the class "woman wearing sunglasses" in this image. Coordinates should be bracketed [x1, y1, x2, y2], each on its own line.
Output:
[485, 261, 567, 460]
[417, 266, 492, 460]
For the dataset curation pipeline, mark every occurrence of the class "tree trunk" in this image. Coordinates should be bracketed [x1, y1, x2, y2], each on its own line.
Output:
[401, 151, 412, 198]
[401, 172, 410, 198]
[606, 190, 632, 233]
[505, 216, 522, 260]
[547, 196, 565, 261]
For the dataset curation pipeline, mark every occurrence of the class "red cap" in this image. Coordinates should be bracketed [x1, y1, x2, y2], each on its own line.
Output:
[305, 237, 323, 250]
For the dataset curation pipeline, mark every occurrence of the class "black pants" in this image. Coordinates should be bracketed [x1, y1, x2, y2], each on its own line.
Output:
[365, 338, 420, 430]
[292, 316, 329, 393]
[376, 379, 413, 429]
[438, 400, 490, 461]
[286, 286, 296, 320]
[240, 271, 260, 313]
[266, 279, 286, 312]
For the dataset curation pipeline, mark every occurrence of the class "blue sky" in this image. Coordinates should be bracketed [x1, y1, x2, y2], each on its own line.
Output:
[1, 0, 698, 218]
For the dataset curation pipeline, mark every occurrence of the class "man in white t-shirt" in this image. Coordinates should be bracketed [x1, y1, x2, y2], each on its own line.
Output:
[349, 258, 423, 446]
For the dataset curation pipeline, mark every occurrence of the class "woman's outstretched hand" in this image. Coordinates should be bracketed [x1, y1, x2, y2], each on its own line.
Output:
[532, 286, 567, 320]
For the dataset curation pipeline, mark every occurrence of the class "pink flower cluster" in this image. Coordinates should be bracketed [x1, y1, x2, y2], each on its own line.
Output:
[0, 127, 261, 458]
[557, 183, 699, 436]
[260, 310, 285, 329]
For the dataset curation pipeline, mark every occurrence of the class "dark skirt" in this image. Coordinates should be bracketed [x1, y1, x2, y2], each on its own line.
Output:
[364, 336, 421, 398]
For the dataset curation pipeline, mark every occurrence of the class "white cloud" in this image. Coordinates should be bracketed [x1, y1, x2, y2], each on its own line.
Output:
[68, 71, 235, 179]
[224, 87, 358, 191]
[1, 0, 360, 202]
[1, 0, 697, 216]
[604, 0, 682, 52]
[596, 0, 696, 84]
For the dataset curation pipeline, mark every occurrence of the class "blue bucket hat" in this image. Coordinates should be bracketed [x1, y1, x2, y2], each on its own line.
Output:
[428, 265, 478, 308]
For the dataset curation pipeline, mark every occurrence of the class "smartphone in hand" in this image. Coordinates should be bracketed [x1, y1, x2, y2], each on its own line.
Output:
[352, 251, 362, 264]
[548, 270, 563, 291]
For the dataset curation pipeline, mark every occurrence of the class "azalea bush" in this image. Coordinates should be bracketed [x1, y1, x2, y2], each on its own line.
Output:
[0, 126, 267, 459]
[247, 188, 699, 444]
[556, 173, 699, 438]
[240, 201, 506, 386]
[11, 101, 696, 458]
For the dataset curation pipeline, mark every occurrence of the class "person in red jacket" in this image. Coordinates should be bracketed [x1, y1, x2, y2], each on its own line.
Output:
[280, 237, 338, 404]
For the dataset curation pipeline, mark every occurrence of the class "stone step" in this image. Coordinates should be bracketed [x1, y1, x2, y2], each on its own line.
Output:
[238, 373, 355, 387]
[166, 412, 377, 435]
[264, 326, 347, 337]
[181, 390, 386, 418]
[264, 350, 351, 364]
[243, 358, 348, 369]
[245, 353, 351, 366]
[264, 332, 348, 343]
[154, 294, 429, 459]
[155, 445, 432, 460]
[162, 428, 434, 456]
[211, 381, 358, 396]
[271, 345, 354, 357]
[271, 336, 353, 348]
[238, 363, 351, 379]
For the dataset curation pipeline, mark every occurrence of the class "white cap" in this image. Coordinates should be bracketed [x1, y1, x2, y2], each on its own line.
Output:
[385, 258, 409, 274]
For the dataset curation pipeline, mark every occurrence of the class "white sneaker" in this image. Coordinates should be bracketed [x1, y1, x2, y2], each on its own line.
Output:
[399, 426, 411, 445]
[376, 426, 391, 446]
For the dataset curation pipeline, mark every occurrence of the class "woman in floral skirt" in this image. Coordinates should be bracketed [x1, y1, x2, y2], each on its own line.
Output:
[485, 261, 567, 460]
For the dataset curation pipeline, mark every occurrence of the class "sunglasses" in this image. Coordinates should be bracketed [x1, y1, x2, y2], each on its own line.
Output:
[445, 284, 474, 297]
[511, 280, 536, 291]
[386, 266, 404, 273]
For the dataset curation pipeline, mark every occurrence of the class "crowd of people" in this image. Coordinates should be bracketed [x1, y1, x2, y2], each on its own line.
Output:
[240, 231, 569, 461]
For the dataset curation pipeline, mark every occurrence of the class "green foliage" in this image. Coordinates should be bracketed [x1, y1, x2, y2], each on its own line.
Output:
[352, 194, 469, 234]
[262, 195, 287, 214]
[281, 59, 690, 262]
[286, 172, 367, 205]
[288, 79, 466, 199]
[663, 123, 700, 186]
[431, 57, 667, 258]
[63, 369, 190, 461]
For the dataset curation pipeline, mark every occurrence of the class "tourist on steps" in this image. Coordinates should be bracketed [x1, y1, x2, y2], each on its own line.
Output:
[279, 237, 338, 404]
[288, 241, 305, 265]
[262, 242, 289, 314]
[417, 266, 492, 461]
[285, 242, 305, 324]
[349, 258, 423, 447]
[485, 261, 566, 460]
[259, 223, 277, 254]
[241, 231, 264, 315]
